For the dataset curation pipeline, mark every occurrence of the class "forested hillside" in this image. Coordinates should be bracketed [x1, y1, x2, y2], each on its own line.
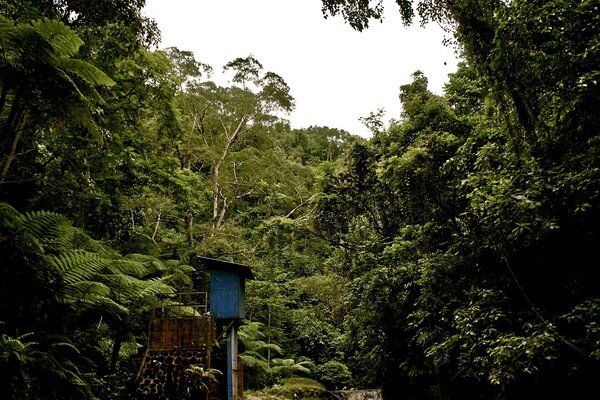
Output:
[1, 1, 599, 399]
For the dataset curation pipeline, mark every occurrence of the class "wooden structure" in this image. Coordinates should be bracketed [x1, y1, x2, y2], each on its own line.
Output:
[148, 317, 214, 350]
[136, 292, 217, 399]
[148, 292, 214, 351]
[135, 259, 254, 400]
[198, 256, 254, 400]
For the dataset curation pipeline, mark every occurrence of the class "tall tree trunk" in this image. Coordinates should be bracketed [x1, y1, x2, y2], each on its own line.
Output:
[215, 192, 230, 232]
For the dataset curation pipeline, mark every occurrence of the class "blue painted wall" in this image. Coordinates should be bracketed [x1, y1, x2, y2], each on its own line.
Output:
[210, 269, 245, 319]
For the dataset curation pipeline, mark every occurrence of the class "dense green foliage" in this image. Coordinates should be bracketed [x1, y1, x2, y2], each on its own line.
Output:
[1, 0, 599, 399]
[320, 0, 600, 398]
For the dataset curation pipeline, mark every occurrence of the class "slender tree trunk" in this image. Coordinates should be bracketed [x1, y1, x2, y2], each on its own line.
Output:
[1, 113, 25, 181]
[211, 115, 248, 235]
[1, 90, 22, 141]
[175, 143, 185, 170]
[267, 302, 272, 369]
[110, 332, 124, 373]
[211, 184, 221, 235]
[0, 84, 8, 117]
[185, 207, 194, 248]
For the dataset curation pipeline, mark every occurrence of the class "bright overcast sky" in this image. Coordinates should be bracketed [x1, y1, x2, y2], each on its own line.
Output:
[143, 0, 459, 137]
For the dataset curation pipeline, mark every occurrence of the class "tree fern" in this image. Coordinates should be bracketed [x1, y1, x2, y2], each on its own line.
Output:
[1, 17, 116, 178]
[1, 202, 192, 397]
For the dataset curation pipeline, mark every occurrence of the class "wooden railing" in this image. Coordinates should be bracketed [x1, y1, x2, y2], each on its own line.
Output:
[151, 291, 209, 318]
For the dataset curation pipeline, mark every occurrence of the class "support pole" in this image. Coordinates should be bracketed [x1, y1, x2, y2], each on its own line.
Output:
[227, 324, 239, 400]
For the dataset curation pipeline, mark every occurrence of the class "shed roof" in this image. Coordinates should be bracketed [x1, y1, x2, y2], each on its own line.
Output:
[197, 256, 254, 280]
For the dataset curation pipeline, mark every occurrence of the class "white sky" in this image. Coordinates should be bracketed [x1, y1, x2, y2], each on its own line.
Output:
[143, 0, 459, 137]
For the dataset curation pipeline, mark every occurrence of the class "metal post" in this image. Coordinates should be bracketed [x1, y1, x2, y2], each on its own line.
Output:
[227, 324, 238, 400]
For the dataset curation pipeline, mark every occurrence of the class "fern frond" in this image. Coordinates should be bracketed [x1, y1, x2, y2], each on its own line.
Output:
[63, 280, 111, 301]
[244, 340, 282, 354]
[48, 224, 79, 251]
[0, 202, 22, 230]
[177, 265, 195, 274]
[271, 358, 311, 373]
[239, 321, 266, 340]
[106, 258, 149, 278]
[123, 253, 155, 263]
[53, 65, 87, 100]
[30, 18, 83, 56]
[19, 210, 70, 243]
[16, 208, 107, 256]
[46, 250, 106, 283]
[102, 274, 174, 302]
[239, 354, 270, 370]
[64, 280, 129, 315]
[100, 271, 139, 289]
[4, 24, 54, 70]
[151, 259, 167, 272]
[131, 279, 175, 301]
[118, 254, 170, 277]
[163, 259, 195, 274]
[44, 338, 81, 354]
[56, 58, 115, 87]
[163, 259, 182, 268]
[90, 296, 130, 315]
[160, 271, 193, 289]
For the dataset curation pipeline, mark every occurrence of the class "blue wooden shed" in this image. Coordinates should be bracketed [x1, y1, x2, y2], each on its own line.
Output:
[198, 256, 254, 320]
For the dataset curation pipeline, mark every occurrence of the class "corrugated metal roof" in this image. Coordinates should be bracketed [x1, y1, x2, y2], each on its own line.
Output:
[197, 256, 254, 280]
